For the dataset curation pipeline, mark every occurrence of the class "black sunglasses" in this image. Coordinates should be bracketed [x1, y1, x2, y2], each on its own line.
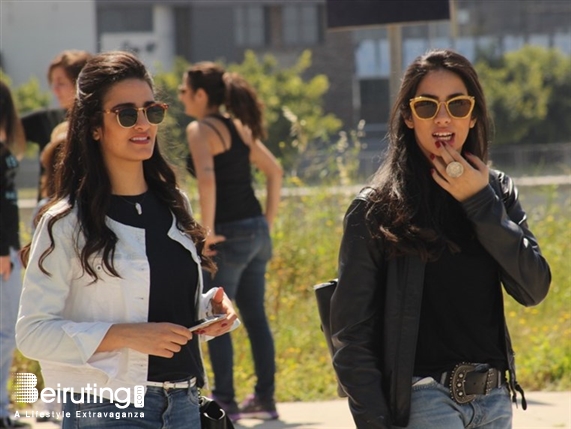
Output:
[102, 103, 169, 128]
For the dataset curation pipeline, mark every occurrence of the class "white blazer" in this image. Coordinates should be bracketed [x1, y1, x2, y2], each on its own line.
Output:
[16, 197, 229, 399]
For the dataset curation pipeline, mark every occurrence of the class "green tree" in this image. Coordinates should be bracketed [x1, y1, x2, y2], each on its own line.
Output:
[230, 50, 342, 171]
[476, 46, 571, 145]
[0, 70, 50, 114]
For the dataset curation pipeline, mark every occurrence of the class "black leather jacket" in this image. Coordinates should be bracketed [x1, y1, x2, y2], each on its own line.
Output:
[330, 171, 551, 428]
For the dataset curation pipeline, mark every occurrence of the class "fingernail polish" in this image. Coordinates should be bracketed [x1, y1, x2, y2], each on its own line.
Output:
[435, 141, 441, 148]
[429, 153, 435, 160]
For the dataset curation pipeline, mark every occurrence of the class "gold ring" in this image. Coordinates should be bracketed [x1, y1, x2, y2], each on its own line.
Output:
[445, 161, 464, 178]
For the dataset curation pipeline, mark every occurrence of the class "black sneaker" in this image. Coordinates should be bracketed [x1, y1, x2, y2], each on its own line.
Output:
[211, 395, 241, 422]
[239, 394, 279, 420]
[0, 417, 31, 428]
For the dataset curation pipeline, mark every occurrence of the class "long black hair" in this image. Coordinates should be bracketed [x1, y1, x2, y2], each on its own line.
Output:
[22, 51, 215, 277]
[367, 49, 492, 261]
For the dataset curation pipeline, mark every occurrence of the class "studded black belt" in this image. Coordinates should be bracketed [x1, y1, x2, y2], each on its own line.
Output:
[435, 362, 505, 404]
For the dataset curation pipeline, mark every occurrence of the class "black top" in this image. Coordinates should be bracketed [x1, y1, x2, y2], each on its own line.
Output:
[186, 114, 262, 224]
[107, 191, 203, 384]
[21, 108, 67, 200]
[21, 108, 66, 152]
[0, 143, 20, 255]
[414, 198, 507, 375]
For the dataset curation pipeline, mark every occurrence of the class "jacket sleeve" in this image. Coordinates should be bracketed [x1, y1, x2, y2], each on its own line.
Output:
[331, 197, 391, 429]
[16, 212, 112, 365]
[461, 172, 551, 306]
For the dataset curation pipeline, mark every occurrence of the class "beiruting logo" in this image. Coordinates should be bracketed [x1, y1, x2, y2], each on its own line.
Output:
[14, 373, 145, 409]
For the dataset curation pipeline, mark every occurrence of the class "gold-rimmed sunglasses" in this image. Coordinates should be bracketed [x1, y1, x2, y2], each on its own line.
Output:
[409, 95, 475, 120]
[102, 103, 169, 128]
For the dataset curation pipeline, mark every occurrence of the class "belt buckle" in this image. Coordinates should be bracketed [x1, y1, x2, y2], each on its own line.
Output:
[449, 362, 478, 404]
[163, 381, 183, 390]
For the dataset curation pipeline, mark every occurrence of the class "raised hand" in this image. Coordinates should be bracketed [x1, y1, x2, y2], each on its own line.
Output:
[430, 141, 489, 202]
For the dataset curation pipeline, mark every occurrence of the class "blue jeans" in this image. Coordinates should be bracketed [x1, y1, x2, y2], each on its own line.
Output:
[0, 248, 21, 418]
[204, 216, 275, 402]
[394, 377, 512, 429]
[62, 385, 200, 428]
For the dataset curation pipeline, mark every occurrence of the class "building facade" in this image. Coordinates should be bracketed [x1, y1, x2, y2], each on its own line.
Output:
[94, 0, 571, 139]
[2, 0, 570, 133]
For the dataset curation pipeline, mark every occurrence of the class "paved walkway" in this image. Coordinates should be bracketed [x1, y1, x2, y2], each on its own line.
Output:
[13, 391, 570, 428]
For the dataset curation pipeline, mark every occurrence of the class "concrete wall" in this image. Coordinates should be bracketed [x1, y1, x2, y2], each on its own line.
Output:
[0, 0, 97, 104]
[99, 5, 175, 73]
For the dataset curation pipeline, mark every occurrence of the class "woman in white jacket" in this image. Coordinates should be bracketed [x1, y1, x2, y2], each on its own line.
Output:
[16, 51, 238, 428]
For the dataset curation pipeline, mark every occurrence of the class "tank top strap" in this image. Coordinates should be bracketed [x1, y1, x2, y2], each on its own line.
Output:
[204, 114, 247, 152]
[199, 120, 228, 150]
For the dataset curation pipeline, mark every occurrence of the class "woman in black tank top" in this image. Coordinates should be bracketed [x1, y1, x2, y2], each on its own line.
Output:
[179, 63, 283, 422]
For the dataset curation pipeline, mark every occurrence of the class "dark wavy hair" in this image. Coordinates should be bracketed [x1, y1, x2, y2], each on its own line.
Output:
[185, 62, 266, 141]
[21, 51, 215, 277]
[367, 49, 492, 261]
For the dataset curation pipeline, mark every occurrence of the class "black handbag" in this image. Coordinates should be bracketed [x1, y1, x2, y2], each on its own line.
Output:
[313, 279, 347, 397]
[199, 396, 235, 429]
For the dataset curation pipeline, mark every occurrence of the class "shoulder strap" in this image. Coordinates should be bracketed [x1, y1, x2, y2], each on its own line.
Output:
[200, 120, 229, 151]
[356, 186, 375, 201]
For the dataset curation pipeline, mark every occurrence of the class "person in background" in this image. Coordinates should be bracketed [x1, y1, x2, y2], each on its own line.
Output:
[23, 49, 90, 422]
[16, 51, 238, 429]
[31, 121, 68, 223]
[21, 49, 92, 200]
[179, 62, 283, 421]
[27, 121, 68, 424]
[39, 121, 68, 201]
[330, 49, 551, 429]
[0, 81, 28, 429]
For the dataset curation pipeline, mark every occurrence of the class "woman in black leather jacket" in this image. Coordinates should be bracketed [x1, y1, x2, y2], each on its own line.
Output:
[330, 49, 551, 429]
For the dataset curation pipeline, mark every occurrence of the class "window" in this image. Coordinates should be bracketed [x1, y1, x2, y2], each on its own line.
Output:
[234, 5, 266, 47]
[355, 39, 390, 78]
[98, 6, 153, 33]
[359, 79, 390, 125]
[283, 4, 322, 46]
[354, 33, 390, 125]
